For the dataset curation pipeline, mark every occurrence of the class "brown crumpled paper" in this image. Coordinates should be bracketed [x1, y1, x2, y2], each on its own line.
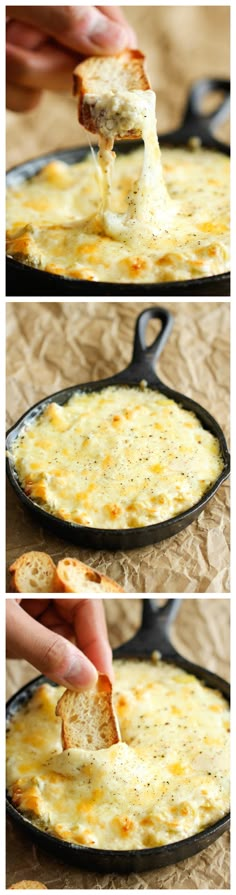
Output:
[6, 598, 230, 889]
[6, 301, 230, 593]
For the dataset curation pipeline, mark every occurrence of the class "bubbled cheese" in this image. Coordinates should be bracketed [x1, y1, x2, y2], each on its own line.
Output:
[11, 384, 224, 529]
[6, 659, 230, 850]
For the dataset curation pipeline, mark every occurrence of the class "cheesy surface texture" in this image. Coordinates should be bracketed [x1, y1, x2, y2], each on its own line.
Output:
[6, 143, 229, 284]
[6, 659, 230, 850]
[11, 385, 223, 529]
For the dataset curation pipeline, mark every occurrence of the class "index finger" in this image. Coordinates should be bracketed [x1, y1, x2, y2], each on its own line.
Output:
[55, 598, 113, 680]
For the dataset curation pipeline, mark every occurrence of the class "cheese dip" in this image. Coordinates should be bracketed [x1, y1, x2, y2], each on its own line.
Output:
[6, 659, 230, 850]
[6, 144, 229, 285]
[10, 385, 223, 529]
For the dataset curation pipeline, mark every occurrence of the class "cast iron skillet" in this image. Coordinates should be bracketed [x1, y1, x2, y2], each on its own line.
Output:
[6, 306, 230, 551]
[6, 598, 230, 874]
[6, 77, 230, 297]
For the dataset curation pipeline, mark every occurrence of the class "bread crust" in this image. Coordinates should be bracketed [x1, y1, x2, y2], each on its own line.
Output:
[8, 552, 124, 593]
[73, 49, 150, 97]
[56, 674, 120, 750]
[56, 557, 124, 593]
[8, 884, 47, 890]
[9, 551, 60, 593]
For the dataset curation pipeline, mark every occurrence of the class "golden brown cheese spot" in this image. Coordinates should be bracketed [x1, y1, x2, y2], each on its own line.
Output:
[123, 257, 148, 276]
[168, 762, 185, 775]
[106, 503, 121, 519]
[112, 816, 135, 836]
[10, 384, 223, 530]
[6, 661, 230, 850]
[117, 695, 128, 711]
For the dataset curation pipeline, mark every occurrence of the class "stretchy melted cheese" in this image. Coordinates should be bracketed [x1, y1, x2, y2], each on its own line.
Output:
[6, 659, 230, 850]
[11, 385, 223, 529]
[95, 90, 172, 240]
[6, 141, 229, 284]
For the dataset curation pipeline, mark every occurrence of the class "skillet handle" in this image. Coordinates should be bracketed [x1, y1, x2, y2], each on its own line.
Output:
[130, 307, 173, 379]
[114, 598, 181, 659]
[183, 78, 230, 132]
[142, 598, 180, 630]
[141, 598, 181, 655]
[181, 78, 230, 149]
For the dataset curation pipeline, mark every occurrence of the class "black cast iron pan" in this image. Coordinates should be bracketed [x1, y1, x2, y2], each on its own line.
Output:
[6, 77, 230, 297]
[6, 598, 230, 874]
[6, 306, 230, 551]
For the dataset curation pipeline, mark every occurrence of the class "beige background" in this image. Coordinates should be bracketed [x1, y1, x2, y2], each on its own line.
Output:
[6, 301, 230, 593]
[6, 6, 230, 168]
[6, 597, 230, 889]
[5, 7, 231, 888]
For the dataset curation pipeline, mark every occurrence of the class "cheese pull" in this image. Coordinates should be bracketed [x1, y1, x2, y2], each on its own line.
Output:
[73, 49, 151, 142]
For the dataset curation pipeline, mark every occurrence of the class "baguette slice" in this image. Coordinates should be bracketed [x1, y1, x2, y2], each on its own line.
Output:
[56, 674, 120, 750]
[9, 884, 47, 890]
[9, 551, 60, 593]
[56, 557, 124, 593]
[73, 49, 151, 139]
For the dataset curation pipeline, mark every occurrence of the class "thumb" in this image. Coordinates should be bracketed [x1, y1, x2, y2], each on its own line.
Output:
[7, 6, 134, 55]
[6, 600, 98, 690]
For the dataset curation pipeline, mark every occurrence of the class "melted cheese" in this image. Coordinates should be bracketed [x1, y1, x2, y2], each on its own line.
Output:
[83, 89, 150, 142]
[6, 138, 229, 284]
[90, 89, 172, 242]
[6, 659, 230, 850]
[11, 384, 223, 529]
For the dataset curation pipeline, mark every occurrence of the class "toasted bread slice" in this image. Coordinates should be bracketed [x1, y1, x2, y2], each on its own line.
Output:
[73, 50, 150, 98]
[73, 49, 151, 140]
[56, 674, 120, 750]
[9, 551, 60, 593]
[9, 884, 47, 890]
[56, 557, 124, 593]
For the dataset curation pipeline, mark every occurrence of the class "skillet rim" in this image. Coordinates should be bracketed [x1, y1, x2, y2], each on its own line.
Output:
[6, 670, 230, 862]
[6, 377, 230, 541]
[6, 138, 230, 292]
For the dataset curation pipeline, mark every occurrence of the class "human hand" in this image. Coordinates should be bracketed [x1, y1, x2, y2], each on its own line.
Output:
[6, 597, 113, 688]
[6, 5, 136, 111]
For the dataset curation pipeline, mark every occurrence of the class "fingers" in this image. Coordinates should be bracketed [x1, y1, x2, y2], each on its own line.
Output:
[6, 41, 78, 93]
[6, 20, 46, 50]
[6, 6, 137, 108]
[20, 599, 51, 617]
[6, 6, 135, 55]
[6, 80, 42, 112]
[6, 597, 113, 687]
[54, 598, 113, 680]
[21, 601, 75, 641]
[73, 599, 114, 681]
[6, 600, 98, 689]
[97, 6, 137, 46]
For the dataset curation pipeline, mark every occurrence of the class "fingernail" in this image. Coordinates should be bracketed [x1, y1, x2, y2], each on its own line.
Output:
[62, 657, 98, 690]
[90, 21, 127, 51]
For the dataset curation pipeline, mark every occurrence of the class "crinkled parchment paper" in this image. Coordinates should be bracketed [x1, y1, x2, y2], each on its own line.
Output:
[6, 598, 230, 889]
[6, 302, 230, 593]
